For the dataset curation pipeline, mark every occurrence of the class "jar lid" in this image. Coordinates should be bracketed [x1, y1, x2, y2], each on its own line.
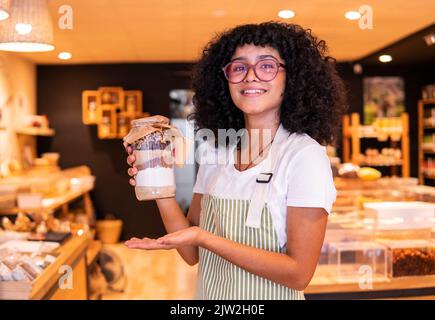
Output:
[124, 115, 173, 144]
[131, 115, 169, 127]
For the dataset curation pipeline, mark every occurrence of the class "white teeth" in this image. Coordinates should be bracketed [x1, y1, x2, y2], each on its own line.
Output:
[242, 89, 266, 94]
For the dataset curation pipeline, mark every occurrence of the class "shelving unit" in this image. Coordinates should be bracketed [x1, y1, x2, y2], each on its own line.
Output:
[418, 98, 435, 185]
[342, 112, 410, 177]
[82, 87, 147, 139]
[15, 127, 55, 137]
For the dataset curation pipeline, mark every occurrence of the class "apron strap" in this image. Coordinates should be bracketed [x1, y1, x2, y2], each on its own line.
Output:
[245, 124, 287, 228]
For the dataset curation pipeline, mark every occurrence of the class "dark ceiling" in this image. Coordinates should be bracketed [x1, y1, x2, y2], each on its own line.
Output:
[356, 22, 435, 66]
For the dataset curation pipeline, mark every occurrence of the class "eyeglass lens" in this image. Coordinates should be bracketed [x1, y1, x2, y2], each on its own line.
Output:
[224, 60, 280, 83]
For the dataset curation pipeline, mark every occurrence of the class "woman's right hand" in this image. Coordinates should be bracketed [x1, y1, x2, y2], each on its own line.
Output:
[125, 144, 138, 187]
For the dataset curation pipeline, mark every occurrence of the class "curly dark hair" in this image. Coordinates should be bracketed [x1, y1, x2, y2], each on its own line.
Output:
[189, 21, 348, 146]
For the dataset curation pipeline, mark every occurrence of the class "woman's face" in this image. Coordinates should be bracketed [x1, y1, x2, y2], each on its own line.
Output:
[227, 44, 286, 118]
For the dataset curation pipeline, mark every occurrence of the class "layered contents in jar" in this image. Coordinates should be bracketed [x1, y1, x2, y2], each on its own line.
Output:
[132, 131, 175, 200]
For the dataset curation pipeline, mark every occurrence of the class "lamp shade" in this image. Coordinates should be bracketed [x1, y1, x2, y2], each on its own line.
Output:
[0, 0, 54, 52]
[0, 0, 10, 21]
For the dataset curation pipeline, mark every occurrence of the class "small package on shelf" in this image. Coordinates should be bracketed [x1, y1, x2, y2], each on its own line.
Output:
[17, 193, 43, 210]
[70, 175, 96, 192]
[0, 185, 18, 210]
[379, 240, 435, 277]
[0, 243, 58, 285]
[328, 241, 389, 283]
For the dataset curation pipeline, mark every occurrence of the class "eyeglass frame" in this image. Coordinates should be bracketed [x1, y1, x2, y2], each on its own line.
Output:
[222, 58, 287, 84]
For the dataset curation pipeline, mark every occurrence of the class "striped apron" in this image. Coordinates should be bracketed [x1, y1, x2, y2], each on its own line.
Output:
[195, 125, 305, 300]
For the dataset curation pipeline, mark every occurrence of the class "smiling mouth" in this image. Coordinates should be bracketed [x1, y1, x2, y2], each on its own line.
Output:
[240, 89, 268, 96]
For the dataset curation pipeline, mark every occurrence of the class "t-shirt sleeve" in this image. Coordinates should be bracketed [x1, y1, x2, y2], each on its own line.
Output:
[192, 142, 216, 194]
[193, 162, 207, 194]
[286, 144, 336, 214]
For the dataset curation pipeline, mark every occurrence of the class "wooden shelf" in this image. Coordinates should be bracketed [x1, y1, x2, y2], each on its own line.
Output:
[0, 235, 90, 300]
[83, 87, 144, 140]
[421, 98, 435, 105]
[356, 131, 402, 141]
[86, 240, 102, 267]
[15, 127, 55, 137]
[342, 113, 410, 178]
[423, 173, 435, 179]
[419, 99, 435, 185]
[359, 161, 403, 167]
[0, 166, 95, 217]
[357, 132, 379, 139]
[0, 185, 93, 215]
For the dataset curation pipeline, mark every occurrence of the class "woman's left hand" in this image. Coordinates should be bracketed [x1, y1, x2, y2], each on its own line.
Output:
[124, 226, 206, 250]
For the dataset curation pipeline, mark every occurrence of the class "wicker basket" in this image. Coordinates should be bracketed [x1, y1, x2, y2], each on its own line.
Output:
[96, 219, 123, 244]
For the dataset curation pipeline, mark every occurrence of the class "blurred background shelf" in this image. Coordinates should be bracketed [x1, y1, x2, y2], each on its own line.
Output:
[419, 99, 435, 185]
[342, 112, 410, 177]
[15, 127, 55, 137]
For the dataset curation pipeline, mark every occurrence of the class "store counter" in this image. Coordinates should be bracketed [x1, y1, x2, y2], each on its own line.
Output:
[306, 266, 435, 300]
[307, 177, 435, 299]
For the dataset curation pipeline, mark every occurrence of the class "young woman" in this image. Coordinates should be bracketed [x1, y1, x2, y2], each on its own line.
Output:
[125, 22, 347, 300]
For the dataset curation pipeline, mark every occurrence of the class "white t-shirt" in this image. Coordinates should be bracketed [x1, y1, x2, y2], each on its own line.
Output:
[193, 131, 336, 247]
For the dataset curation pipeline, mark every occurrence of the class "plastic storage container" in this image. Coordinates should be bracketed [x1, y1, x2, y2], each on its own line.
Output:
[328, 241, 388, 283]
[363, 201, 435, 231]
[123, 116, 176, 201]
[321, 215, 375, 265]
[379, 240, 435, 277]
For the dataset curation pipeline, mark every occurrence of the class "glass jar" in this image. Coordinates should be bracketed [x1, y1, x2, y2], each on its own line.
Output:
[125, 117, 176, 201]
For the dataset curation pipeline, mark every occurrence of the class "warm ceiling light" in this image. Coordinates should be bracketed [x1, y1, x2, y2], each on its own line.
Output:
[379, 55, 392, 63]
[0, 0, 54, 52]
[0, 10, 8, 21]
[353, 63, 363, 75]
[58, 51, 72, 60]
[345, 11, 361, 20]
[212, 10, 226, 17]
[0, 0, 10, 21]
[15, 23, 32, 35]
[423, 34, 435, 46]
[278, 10, 295, 19]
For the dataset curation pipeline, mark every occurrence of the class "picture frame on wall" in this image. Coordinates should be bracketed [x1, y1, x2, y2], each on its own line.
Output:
[98, 87, 125, 111]
[82, 90, 99, 124]
[363, 77, 405, 125]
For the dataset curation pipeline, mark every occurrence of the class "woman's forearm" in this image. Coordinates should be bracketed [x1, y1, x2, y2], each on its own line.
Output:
[155, 197, 199, 265]
[198, 231, 310, 291]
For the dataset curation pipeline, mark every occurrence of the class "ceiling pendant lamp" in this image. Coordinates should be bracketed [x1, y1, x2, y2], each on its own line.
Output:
[0, 0, 10, 21]
[0, 0, 54, 52]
